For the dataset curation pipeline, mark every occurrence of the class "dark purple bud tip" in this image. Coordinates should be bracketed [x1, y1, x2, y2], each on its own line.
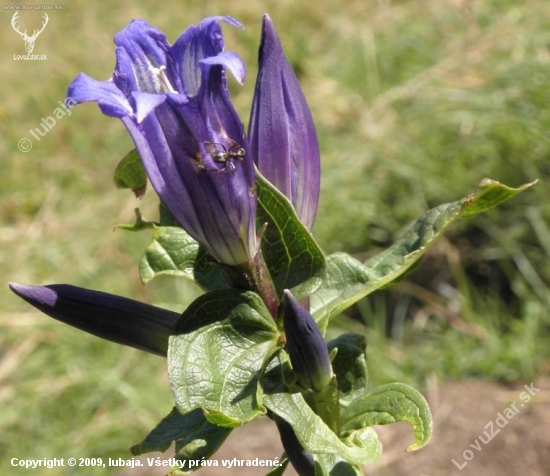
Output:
[282, 289, 332, 392]
[9, 282, 179, 357]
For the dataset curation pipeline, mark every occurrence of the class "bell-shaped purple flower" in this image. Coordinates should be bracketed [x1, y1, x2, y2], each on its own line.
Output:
[249, 15, 321, 231]
[67, 17, 256, 266]
[282, 290, 332, 392]
[9, 283, 178, 356]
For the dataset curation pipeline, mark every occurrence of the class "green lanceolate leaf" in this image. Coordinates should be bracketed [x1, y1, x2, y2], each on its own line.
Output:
[255, 170, 326, 298]
[114, 148, 147, 198]
[341, 382, 432, 452]
[310, 202, 462, 332]
[139, 226, 230, 291]
[460, 178, 537, 218]
[327, 333, 368, 408]
[310, 179, 536, 331]
[130, 407, 232, 470]
[310, 253, 373, 333]
[264, 389, 381, 467]
[168, 290, 280, 427]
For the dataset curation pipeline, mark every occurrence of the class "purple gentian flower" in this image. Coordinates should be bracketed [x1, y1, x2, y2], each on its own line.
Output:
[9, 283, 178, 356]
[67, 17, 257, 266]
[283, 290, 332, 392]
[249, 15, 321, 231]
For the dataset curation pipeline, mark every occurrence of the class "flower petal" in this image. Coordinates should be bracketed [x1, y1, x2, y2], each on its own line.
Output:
[169, 16, 244, 97]
[132, 91, 169, 123]
[67, 73, 132, 118]
[201, 51, 246, 85]
[113, 19, 170, 95]
[69, 16, 256, 266]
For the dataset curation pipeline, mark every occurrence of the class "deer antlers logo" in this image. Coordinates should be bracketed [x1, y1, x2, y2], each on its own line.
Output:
[11, 12, 49, 54]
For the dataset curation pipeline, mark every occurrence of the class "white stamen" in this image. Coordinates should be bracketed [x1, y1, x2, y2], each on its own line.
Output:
[151, 65, 177, 94]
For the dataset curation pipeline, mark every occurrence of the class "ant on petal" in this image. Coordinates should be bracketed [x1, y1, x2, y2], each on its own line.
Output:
[203, 138, 246, 171]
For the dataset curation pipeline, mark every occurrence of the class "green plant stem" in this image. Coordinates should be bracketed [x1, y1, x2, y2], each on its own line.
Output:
[304, 377, 340, 434]
[232, 249, 279, 319]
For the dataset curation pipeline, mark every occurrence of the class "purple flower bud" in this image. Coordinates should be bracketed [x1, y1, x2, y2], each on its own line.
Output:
[249, 15, 321, 231]
[9, 283, 179, 356]
[67, 18, 256, 265]
[282, 290, 331, 392]
[274, 416, 315, 476]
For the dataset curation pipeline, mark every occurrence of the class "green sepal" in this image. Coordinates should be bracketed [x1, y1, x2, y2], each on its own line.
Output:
[341, 382, 432, 452]
[303, 377, 340, 434]
[113, 148, 147, 198]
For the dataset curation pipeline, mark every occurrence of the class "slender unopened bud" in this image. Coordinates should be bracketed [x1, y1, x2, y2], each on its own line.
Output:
[9, 283, 179, 356]
[282, 289, 331, 392]
[249, 15, 321, 230]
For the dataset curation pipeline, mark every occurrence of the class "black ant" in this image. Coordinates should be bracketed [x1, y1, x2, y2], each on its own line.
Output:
[203, 139, 246, 171]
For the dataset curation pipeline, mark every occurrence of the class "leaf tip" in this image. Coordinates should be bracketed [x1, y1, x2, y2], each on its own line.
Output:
[405, 436, 431, 453]
[460, 178, 537, 218]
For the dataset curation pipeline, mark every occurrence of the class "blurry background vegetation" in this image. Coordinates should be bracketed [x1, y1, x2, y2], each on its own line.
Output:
[1, 0, 549, 474]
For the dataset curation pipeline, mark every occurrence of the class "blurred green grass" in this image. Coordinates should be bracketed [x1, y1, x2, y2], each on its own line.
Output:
[1, 0, 550, 474]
